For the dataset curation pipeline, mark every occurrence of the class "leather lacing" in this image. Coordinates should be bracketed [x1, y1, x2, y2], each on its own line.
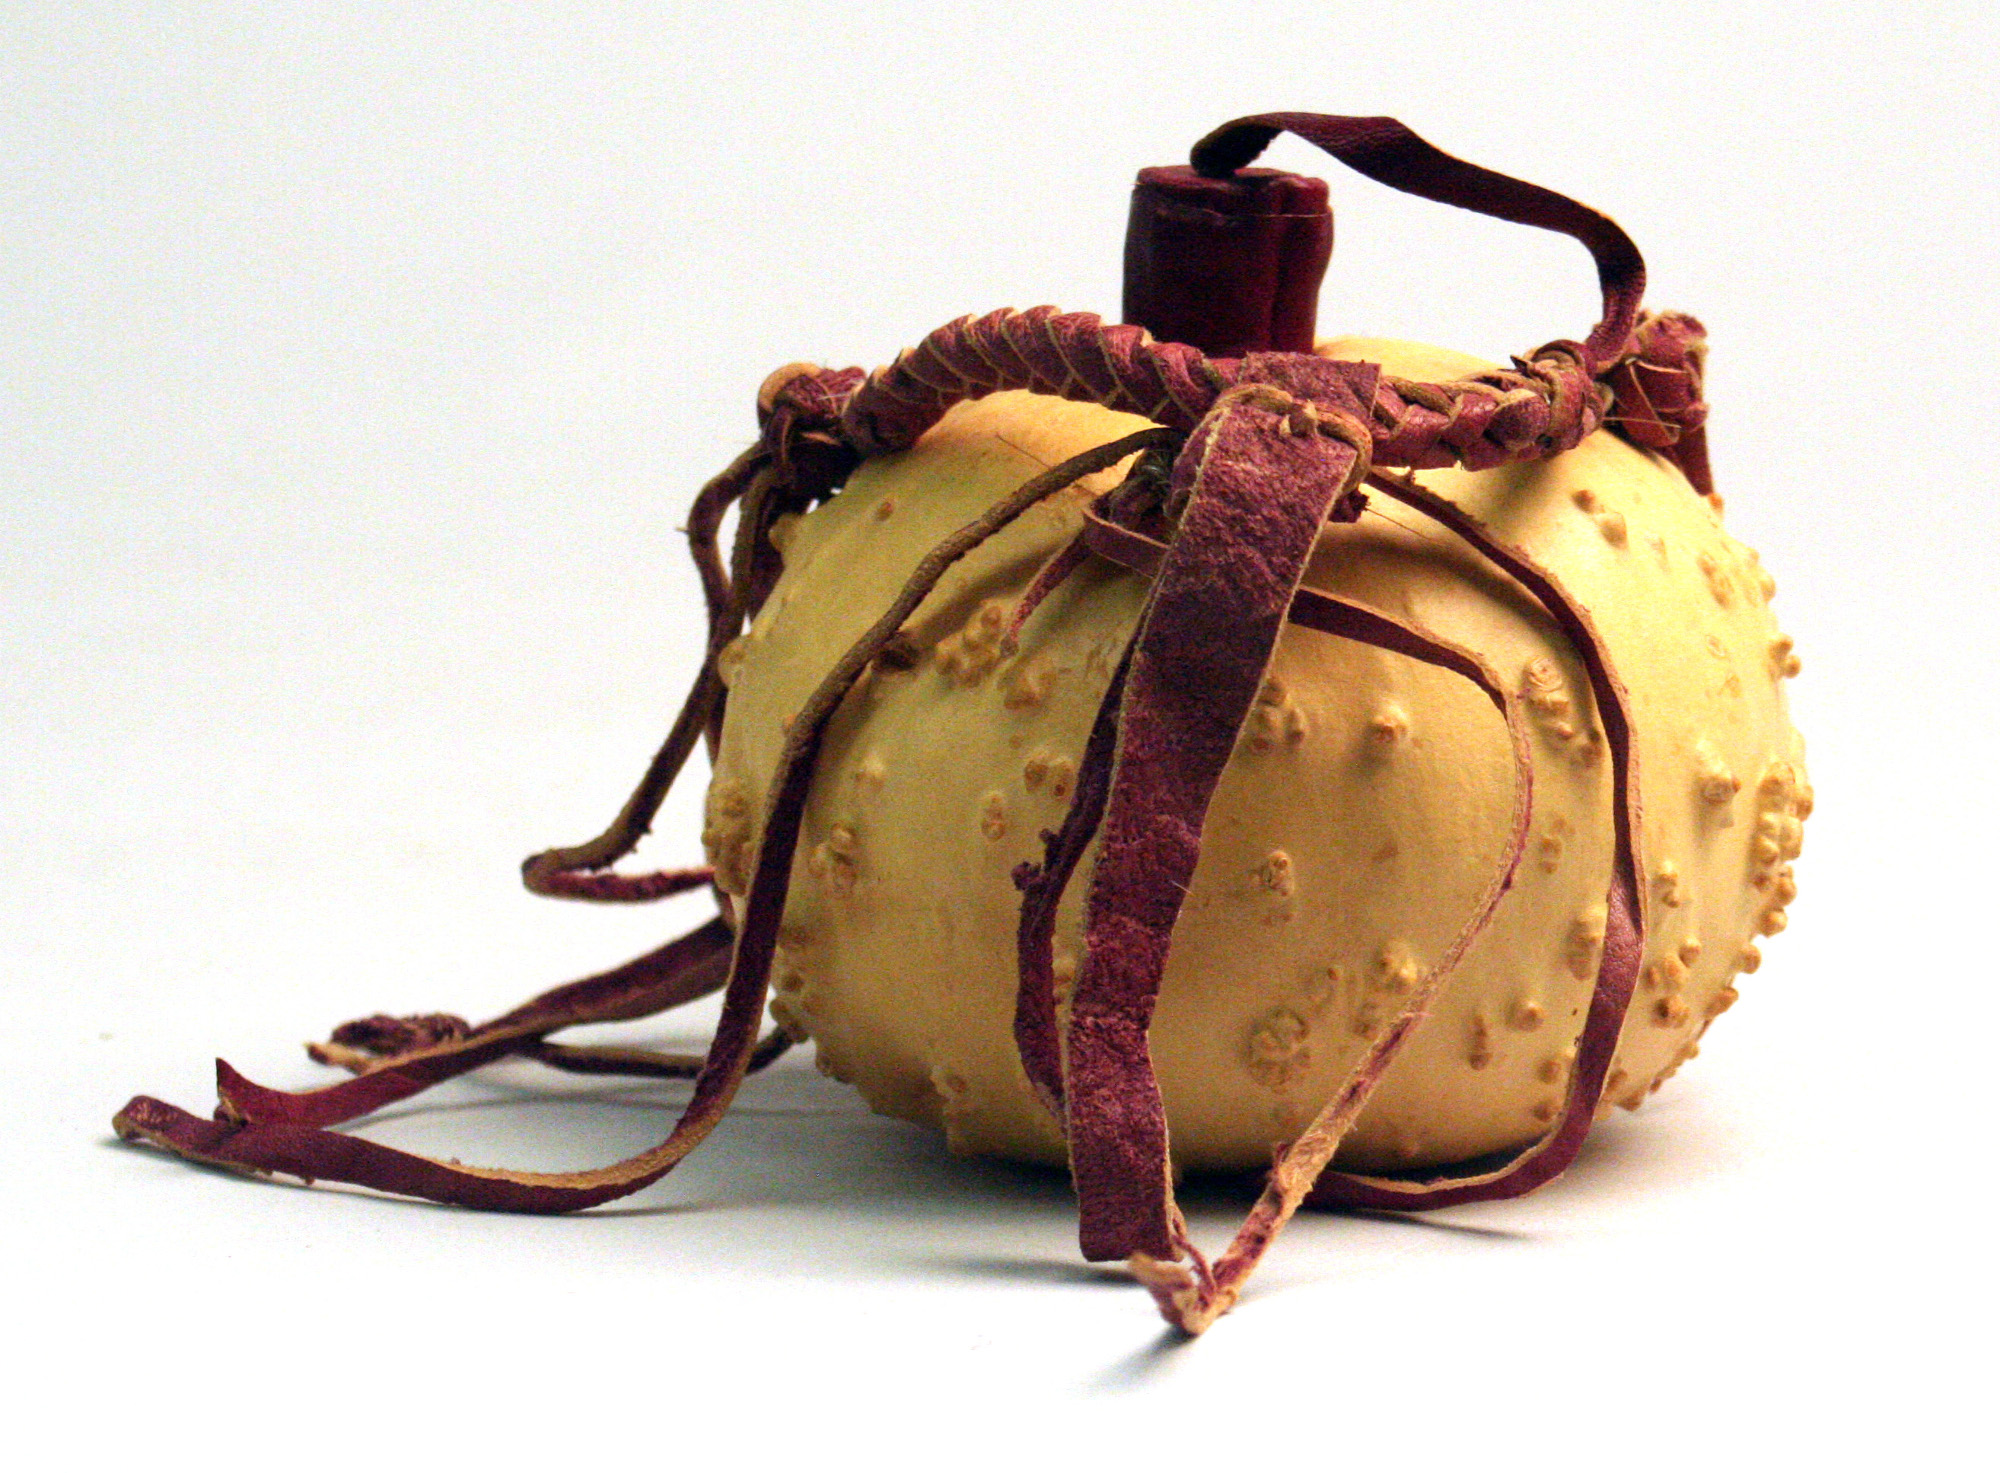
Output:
[115, 113, 1707, 1334]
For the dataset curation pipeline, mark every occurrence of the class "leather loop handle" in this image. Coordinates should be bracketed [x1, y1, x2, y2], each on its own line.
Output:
[1192, 114, 1644, 370]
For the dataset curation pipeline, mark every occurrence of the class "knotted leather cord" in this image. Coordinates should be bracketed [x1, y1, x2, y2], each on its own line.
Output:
[115, 113, 1699, 1329]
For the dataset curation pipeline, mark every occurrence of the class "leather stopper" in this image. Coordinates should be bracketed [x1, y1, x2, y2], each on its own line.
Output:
[1121, 164, 1331, 357]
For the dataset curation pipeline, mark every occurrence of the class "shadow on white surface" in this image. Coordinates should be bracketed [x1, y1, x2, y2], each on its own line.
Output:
[95, 1038, 1696, 1265]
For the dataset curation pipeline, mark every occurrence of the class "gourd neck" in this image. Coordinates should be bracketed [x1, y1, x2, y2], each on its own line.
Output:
[1121, 164, 1331, 357]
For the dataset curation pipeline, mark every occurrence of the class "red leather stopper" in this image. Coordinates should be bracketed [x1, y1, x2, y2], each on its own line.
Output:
[1121, 164, 1331, 357]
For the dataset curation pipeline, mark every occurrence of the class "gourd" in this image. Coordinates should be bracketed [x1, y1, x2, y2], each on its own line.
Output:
[115, 113, 1806, 1334]
[714, 352, 1802, 1176]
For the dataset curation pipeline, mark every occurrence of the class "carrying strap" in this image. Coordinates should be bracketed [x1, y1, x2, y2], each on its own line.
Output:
[1191, 113, 1644, 371]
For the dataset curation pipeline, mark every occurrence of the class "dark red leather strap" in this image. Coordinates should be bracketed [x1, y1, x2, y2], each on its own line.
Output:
[1055, 469, 1541, 1329]
[1305, 469, 1645, 1211]
[1063, 362, 1379, 1260]
[115, 433, 1167, 1215]
[1013, 648, 1132, 1121]
[210, 917, 736, 1129]
[1191, 113, 1644, 370]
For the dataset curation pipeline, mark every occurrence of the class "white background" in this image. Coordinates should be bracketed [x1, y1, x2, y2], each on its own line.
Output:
[6, 3, 1993, 1465]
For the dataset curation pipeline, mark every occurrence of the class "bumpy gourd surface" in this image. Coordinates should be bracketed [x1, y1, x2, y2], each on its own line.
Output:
[705, 338, 1807, 1173]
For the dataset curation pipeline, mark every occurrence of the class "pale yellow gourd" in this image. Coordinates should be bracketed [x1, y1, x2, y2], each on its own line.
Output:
[704, 336, 1807, 1174]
